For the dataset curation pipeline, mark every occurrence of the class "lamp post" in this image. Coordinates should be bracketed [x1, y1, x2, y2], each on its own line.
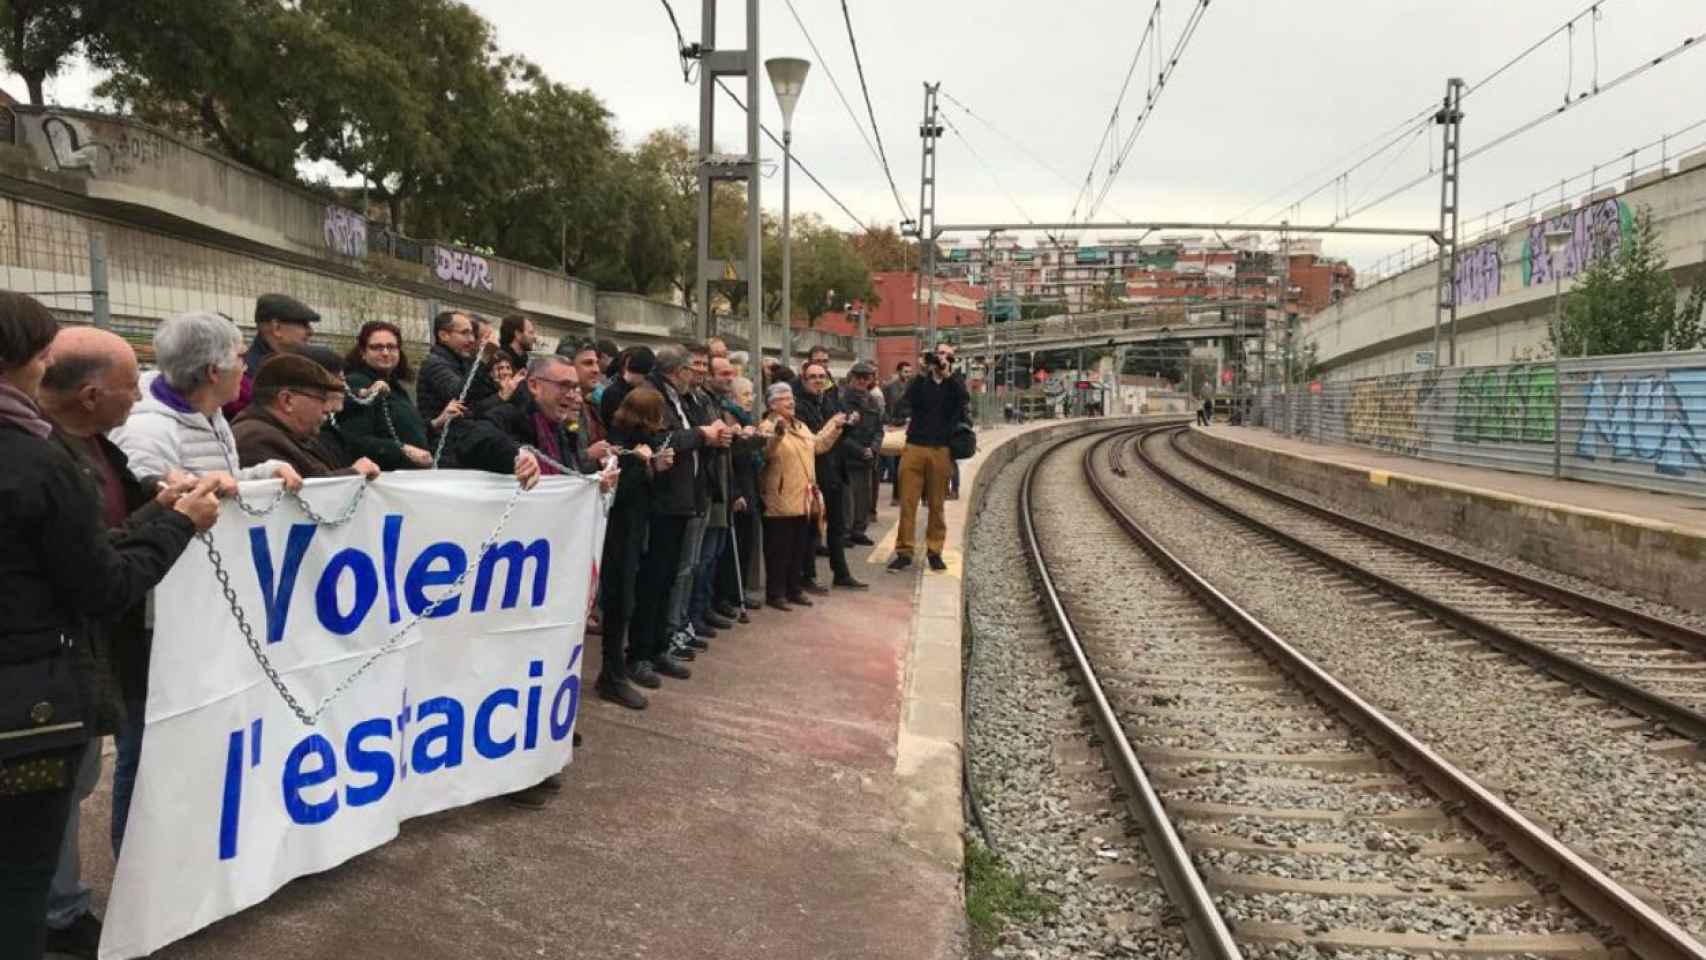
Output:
[1544, 225, 1573, 480]
[766, 57, 811, 382]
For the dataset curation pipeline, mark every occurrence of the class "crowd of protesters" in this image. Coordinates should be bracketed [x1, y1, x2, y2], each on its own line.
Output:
[0, 289, 970, 959]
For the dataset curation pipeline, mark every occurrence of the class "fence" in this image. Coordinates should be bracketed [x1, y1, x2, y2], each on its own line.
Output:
[1261, 350, 1706, 498]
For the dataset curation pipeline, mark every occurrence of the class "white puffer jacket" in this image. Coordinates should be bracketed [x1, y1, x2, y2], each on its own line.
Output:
[113, 371, 287, 481]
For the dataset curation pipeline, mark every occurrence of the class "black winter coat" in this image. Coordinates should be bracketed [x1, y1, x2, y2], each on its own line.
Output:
[458, 397, 592, 476]
[795, 387, 848, 491]
[416, 343, 501, 466]
[839, 384, 882, 469]
[0, 422, 195, 761]
[645, 373, 710, 516]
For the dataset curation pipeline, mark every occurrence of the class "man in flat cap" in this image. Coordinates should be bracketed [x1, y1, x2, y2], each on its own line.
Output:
[233, 353, 380, 480]
[224, 293, 320, 418]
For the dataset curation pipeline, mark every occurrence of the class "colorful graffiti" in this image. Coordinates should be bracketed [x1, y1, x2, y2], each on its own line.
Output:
[433, 246, 493, 291]
[1453, 364, 1554, 444]
[1522, 198, 1631, 287]
[1452, 240, 1502, 306]
[323, 205, 368, 259]
[1344, 371, 1439, 456]
[1574, 368, 1706, 478]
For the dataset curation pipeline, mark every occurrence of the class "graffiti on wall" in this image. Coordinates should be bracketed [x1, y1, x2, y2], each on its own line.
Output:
[1521, 198, 1631, 287]
[322, 205, 368, 259]
[433, 246, 494, 291]
[1574, 368, 1706, 478]
[1343, 370, 1440, 456]
[41, 115, 113, 177]
[1454, 364, 1555, 445]
[1451, 240, 1502, 307]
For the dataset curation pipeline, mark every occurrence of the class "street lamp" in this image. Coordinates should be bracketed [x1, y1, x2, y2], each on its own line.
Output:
[766, 56, 811, 375]
[1544, 224, 1573, 480]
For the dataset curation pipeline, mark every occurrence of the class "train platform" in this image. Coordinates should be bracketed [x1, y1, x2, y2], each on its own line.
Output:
[1191, 425, 1706, 614]
[69, 418, 1140, 960]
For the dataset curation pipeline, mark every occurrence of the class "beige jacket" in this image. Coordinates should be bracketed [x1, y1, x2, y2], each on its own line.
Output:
[759, 415, 844, 518]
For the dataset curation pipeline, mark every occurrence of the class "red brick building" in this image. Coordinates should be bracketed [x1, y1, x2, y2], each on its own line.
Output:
[813, 271, 987, 377]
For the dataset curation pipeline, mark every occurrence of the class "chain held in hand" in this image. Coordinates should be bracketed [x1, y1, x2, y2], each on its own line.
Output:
[431, 354, 490, 469]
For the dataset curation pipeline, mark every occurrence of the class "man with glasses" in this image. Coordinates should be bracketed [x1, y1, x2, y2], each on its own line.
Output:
[232, 354, 382, 479]
[417, 310, 500, 466]
[887, 342, 968, 573]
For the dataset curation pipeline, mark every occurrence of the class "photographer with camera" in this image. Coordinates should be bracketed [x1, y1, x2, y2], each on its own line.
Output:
[887, 343, 969, 572]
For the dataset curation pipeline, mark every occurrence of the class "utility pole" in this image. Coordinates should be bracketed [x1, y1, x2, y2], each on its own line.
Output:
[694, 0, 763, 382]
[916, 83, 942, 352]
[1431, 76, 1464, 368]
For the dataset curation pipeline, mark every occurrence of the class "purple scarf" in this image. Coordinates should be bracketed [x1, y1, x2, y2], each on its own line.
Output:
[150, 374, 198, 414]
[532, 411, 565, 475]
[0, 382, 50, 438]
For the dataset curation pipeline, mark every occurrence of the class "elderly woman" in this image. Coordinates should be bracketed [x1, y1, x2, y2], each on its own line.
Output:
[756, 381, 845, 610]
[113, 311, 303, 487]
[0, 291, 220, 958]
[340, 319, 435, 469]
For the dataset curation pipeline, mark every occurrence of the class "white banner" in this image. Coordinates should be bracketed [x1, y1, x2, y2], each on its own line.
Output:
[101, 471, 605, 959]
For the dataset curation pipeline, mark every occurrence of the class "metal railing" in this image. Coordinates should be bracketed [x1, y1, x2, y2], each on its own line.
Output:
[1262, 349, 1706, 498]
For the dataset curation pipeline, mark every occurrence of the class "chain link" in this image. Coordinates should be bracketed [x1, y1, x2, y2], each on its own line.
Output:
[344, 382, 402, 445]
[200, 483, 528, 727]
[431, 352, 491, 469]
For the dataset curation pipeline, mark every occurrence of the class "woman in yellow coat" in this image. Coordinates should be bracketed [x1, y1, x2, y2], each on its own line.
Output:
[757, 381, 845, 610]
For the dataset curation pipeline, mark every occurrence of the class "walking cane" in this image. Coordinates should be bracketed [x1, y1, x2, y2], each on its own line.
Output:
[729, 508, 751, 623]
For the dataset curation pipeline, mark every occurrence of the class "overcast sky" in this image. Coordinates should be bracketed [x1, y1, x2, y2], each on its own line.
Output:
[14, 1, 1706, 273]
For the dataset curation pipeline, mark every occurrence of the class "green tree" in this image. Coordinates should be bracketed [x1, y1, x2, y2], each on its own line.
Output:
[91, 0, 314, 180]
[848, 224, 916, 272]
[0, 0, 118, 105]
[1551, 206, 1706, 357]
[756, 214, 875, 326]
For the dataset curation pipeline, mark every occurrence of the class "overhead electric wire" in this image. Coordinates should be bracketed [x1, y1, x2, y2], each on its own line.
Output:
[1245, 0, 1620, 226]
[714, 78, 870, 232]
[938, 89, 1133, 224]
[940, 110, 1034, 226]
[1338, 27, 1705, 224]
[838, 0, 913, 223]
[657, 0, 695, 83]
[1083, 0, 1212, 224]
[1063, 2, 1162, 227]
[780, 0, 904, 223]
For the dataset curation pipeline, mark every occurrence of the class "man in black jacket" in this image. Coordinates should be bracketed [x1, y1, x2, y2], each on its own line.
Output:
[797, 360, 867, 590]
[888, 343, 970, 573]
[840, 361, 883, 546]
[34, 327, 227, 957]
[416, 310, 500, 466]
[628, 345, 730, 685]
[458, 354, 602, 485]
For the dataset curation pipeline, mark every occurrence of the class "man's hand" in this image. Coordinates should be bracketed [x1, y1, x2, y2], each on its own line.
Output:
[630, 443, 653, 464]
[732, 496, 748, 513]
[861, 448, 875, 461]
[514, 449, 541, 490]
[478, 332, 500, 360]
[276, 464, 304, 492]
[598, 466, 619, 493]
[587, 439, 612, 462]
[352, 457, 382, 481]
[432, 400, 466, 431]
[655, 447, 676, 472]
[402, 444, 434, 467]
[172, 475, 225, 531]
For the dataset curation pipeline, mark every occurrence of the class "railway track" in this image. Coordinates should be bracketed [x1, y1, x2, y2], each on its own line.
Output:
[1020, 425, 1706, 960]
[1139, 426, 1706, 748]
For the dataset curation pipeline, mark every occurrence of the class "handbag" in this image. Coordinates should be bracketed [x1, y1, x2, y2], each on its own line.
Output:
[880, 427, 906, 457]
[0, 631, 89, 762]
[948, 422, 978, 461]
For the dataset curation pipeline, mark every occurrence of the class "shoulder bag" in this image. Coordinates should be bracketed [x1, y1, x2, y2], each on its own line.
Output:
[0, 631, 89, 762]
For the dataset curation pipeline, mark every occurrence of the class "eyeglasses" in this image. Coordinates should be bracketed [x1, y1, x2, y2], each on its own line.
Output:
[806, 374, 830, 381]
[534, 376, 581, 390]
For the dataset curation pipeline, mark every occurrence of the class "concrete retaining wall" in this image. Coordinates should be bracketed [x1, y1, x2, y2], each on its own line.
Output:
[1187, 426, 1706, 615]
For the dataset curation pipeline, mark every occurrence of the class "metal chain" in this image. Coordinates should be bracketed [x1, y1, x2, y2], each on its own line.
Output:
[431, 353, 491, 469]
[199, 483, 528, 727]
[215, 433, 369, 524]
[344, 382, 402, 444]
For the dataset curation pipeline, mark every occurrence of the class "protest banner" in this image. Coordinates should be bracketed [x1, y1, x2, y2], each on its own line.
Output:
[101, 470, 604, 959]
